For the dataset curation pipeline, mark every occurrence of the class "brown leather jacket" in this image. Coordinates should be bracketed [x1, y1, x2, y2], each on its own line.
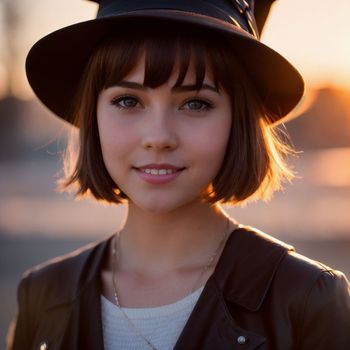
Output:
[7, 226, 350, 349]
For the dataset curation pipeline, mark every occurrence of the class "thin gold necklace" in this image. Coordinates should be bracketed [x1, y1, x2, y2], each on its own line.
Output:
[111, 217, 232, 350]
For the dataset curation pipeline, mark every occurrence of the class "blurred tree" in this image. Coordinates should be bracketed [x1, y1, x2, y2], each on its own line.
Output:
[0, 0, 23, 160]
[1, 0, 22, 95]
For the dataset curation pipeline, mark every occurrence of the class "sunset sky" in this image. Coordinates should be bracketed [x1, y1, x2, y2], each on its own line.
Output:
[1, 0, 350, 98]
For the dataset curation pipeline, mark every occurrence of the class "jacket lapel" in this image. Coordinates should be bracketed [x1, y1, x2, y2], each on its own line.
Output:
[173, 277, 266, 349]
[59, 277, 105, 350]
[35, 235, 114, 350]
[214, 226, 293, 311]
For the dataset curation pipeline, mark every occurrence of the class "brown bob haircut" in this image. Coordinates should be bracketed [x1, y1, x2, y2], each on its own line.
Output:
[60, 23, 296, 206]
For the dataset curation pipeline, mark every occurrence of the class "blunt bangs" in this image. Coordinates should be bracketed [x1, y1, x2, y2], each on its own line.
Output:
[90, 27, 228, 98]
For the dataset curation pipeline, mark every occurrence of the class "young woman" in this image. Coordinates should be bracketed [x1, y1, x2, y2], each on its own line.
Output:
[7, 1, 350, 349]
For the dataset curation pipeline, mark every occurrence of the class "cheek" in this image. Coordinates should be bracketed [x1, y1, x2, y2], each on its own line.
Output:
[202, 131, 230, 171]
[189, 118, 231, 164]
[99, 131, 134, 172]
[182, 123, 231, 188]
[97, 117, 133, 174]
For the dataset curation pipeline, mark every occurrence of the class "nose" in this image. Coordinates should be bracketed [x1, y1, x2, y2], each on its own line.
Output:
[141, 113, 178, 151]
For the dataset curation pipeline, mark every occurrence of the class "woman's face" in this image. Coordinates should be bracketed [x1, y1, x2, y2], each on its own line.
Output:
[97, 54, 232, 213]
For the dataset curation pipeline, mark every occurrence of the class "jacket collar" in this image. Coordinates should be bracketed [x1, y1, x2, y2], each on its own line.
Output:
[44, 225, 293, 312]
[213, 225, 294, 311]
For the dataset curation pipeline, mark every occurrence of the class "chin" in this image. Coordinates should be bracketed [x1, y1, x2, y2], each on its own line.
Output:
[128, 193, 201, 214]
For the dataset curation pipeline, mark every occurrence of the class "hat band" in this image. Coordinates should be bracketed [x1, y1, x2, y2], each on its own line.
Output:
[96, 0, 257, 38]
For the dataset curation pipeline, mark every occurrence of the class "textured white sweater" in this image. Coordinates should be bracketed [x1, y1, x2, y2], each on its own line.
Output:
[100, 286, 204, 350]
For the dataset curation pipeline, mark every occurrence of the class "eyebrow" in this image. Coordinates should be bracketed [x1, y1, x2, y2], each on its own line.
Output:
[111, 81, 221, 94]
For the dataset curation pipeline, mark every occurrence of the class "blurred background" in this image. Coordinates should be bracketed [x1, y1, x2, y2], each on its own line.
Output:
[1, 0, 350, 346]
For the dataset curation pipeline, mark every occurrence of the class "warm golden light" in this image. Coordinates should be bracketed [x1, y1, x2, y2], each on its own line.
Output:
[305, 148, 350, 187]
[263, 0, 350, 90]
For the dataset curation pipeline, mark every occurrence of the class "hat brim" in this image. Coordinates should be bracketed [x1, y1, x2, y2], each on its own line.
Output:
[26, 9, 304, 125]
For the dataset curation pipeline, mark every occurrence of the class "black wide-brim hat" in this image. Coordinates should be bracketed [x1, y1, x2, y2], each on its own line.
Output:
[26, 0, 304, 125]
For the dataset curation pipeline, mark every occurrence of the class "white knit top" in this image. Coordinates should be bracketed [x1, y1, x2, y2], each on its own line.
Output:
[100, 285, 205, 350]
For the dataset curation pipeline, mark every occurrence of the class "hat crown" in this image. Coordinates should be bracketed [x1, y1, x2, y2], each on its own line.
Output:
[87, 0, 277, 36]
[88, 0, 260, 38]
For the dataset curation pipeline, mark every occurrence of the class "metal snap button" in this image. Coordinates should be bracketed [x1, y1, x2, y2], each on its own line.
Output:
[237, 335, 248, 345]
[39, 341, 48, 350]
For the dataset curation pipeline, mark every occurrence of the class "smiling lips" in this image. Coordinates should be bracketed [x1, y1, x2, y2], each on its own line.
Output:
[134, 163, 185, 184]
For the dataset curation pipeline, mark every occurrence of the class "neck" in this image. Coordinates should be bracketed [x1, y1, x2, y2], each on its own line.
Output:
[115, 199, 236, 276]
